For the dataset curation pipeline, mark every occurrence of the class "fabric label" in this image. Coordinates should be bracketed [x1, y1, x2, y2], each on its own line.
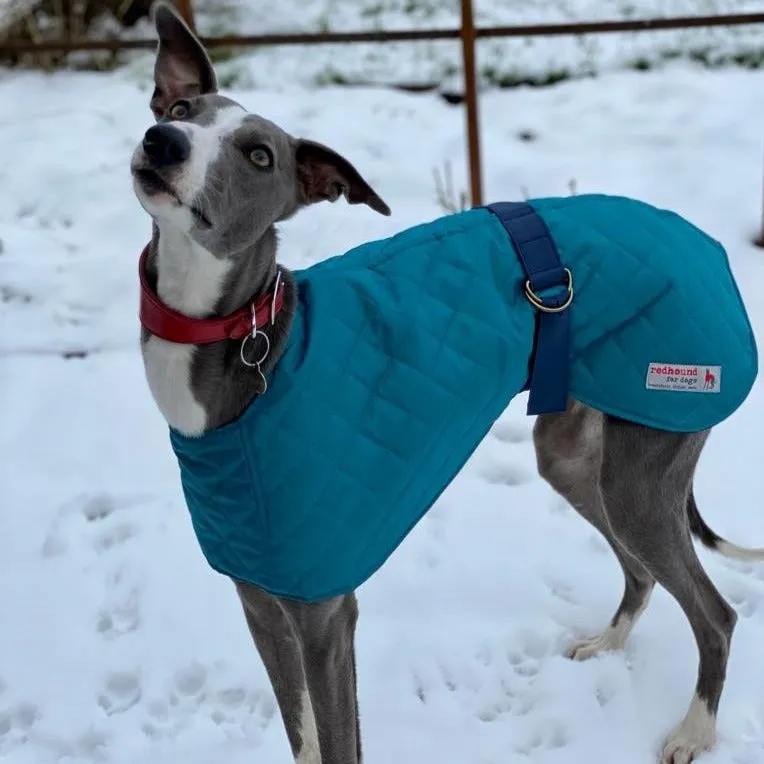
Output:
[645, 363, 721, 393]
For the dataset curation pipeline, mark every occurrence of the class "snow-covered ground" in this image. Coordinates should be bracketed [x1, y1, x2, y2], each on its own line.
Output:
[1, 59, 764, 764]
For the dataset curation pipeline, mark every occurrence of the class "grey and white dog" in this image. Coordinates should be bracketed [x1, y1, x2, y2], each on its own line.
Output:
[132, 4, 762, 763]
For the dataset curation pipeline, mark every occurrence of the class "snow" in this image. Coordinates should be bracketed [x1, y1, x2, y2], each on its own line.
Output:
[1, 59, 764, 764]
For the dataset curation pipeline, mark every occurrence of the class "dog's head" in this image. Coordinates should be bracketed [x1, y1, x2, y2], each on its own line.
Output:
[131, 1, 390, 255]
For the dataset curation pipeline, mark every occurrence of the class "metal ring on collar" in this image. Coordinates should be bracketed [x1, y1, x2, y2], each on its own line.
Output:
[524, 268, 574, 313]
[240, 330, 271, 394]
[240, 329, 271, 368]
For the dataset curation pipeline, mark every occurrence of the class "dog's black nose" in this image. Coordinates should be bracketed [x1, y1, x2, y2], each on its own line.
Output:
[142, 124, 190, 167]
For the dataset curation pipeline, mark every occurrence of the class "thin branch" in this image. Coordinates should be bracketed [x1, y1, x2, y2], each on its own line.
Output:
[433, 160, 468, 214]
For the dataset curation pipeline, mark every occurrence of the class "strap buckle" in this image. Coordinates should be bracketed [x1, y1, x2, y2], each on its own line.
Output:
[484, 201, 572, 416]
[524, 268, 574, 313]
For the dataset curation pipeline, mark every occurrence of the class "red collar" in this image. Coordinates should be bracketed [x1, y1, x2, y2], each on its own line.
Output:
[138, 245, 285, 344]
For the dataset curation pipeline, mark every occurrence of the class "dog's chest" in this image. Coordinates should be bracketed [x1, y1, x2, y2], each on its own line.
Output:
[142, 337, 207, 435]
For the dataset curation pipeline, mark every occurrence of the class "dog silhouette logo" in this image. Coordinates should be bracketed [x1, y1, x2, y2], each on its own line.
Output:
[703, 368, 716, 390]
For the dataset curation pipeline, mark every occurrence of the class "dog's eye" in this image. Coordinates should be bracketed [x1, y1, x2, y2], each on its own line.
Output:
[249, 146, 273, 169]
[169, 100, 190, 120]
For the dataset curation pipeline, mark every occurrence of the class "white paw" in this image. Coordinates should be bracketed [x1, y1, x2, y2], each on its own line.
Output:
[660, 734, 714, 764]
[660, 696, 716, 764]
[565, 629, 624, 661]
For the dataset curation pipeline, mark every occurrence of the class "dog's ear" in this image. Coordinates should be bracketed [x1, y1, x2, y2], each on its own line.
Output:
[294, 140, 391, 216]
[149, 1, 217, 120]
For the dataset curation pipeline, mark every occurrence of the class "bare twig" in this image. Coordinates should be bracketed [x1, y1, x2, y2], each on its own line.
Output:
[433, 160, 468, 214]
[114, 0, 134, 21]
[23, 11, 52, 68]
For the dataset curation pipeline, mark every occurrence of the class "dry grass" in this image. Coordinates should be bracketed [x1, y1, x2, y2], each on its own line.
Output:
[433, 160, 469, 214]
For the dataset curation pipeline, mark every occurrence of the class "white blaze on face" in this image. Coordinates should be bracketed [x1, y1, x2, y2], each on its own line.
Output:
[132, 104, 248, 230]
[172, 104, 248, 202]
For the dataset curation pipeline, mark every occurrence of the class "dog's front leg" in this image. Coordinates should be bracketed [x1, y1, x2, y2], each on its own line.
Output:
[289, 593, 362, 764]
[235, 581, 320, 762]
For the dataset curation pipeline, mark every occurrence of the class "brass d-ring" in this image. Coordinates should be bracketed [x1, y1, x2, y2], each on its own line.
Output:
[524, 268, 574, 313]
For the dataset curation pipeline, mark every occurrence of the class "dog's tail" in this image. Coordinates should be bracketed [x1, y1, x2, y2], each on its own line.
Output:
[688, 488, 764, 561]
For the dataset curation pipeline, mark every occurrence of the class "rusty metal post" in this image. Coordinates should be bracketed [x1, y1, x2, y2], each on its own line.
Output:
[173, 0, 196, 31]
[460, 0, 483, 208]
[755, 144, 764, 248]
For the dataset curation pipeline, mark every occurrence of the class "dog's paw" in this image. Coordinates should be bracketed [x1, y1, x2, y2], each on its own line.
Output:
[565, 627, 626, 661]
[660, 735, 714, 764]
[659, 696, 716, 764]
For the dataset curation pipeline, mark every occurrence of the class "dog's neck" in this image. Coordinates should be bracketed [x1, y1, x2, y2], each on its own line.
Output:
[152, 221, 279, 319]
[141, 221, 295, 437]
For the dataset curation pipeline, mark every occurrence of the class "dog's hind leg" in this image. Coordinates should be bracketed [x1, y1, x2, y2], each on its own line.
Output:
[534, 402, 655, 659]
[598, 417, 736, 764]
[235, 581, 321, 764]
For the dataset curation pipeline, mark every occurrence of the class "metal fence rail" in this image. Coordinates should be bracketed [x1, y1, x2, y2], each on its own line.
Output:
[4, 10, 764, 52]
[3, 3, 764, 207]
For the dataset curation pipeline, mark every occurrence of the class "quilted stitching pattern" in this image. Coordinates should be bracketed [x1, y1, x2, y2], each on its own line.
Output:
[170, 195, 758, 602]
[532, 195, 757, 430]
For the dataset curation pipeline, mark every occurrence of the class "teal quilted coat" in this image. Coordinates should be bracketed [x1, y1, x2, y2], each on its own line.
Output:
[170, 194, 758, 602]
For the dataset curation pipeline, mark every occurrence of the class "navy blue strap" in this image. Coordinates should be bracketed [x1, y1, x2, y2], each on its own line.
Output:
[484, 201, 572, 416]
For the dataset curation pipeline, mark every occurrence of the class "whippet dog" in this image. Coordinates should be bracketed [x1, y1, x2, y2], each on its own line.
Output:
[132, 4, 762, 762]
